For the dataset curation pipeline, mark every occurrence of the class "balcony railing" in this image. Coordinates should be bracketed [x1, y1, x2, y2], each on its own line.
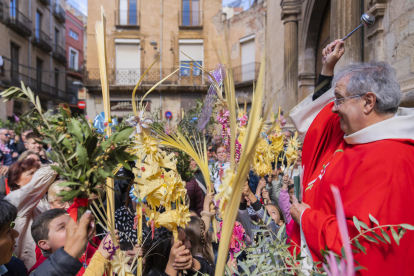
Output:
[39, 0, 51, 6]
[115, 9, 140, 28]
[1, 58, 71, 102]
[85, 68, 210, 87]
[233, 62, 261, 84]
[33, 29, 52, 53]
[6, 7, 32, 37]
[53, 45, 67, 64]
[179, 11, 203, 28]
[53, 4, 66, 23]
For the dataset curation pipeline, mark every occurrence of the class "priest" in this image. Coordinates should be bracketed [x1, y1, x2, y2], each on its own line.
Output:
[289, 39, 414, 275]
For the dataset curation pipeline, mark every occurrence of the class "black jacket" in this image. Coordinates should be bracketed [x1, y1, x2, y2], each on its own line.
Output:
[31, 247, 82, 276]
[4, 257, 27, 276]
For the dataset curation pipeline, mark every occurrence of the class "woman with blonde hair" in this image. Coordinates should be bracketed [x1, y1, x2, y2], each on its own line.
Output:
[48, 180, 71, 210]
[17, 151, 42, 166]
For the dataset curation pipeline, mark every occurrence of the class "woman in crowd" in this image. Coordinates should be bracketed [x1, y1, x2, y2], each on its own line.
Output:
[4, 159, 58, 270]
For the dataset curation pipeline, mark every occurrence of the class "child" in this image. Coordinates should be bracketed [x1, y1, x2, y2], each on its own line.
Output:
[239, 181, 285, 242]
[184, 216, 215, 275]
[29, 209, 116, 276]
[279, 175, 295, 237]
[142, 227, 194, 276]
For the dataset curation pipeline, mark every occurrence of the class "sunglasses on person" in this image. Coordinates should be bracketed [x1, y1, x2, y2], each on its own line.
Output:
[1, 133, 10, 137]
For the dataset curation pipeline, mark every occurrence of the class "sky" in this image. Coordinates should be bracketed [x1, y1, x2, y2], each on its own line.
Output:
[67, 0, 88, 16]
[67, 0, 251, 16]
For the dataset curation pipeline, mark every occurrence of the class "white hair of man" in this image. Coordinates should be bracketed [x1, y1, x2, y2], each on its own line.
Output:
[332, 61, 401, 114]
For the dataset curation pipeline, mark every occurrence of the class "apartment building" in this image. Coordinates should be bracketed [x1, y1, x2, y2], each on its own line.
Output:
[0, 0, 70, 120]
[222, 0, 265, 111]
[85, 0, 222, 123]
[66, 8, 85, 109]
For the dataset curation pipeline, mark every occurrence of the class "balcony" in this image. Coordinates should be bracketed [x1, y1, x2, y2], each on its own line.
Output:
[179, 11, 203, 29]
[53, 4, 66, 23]
[233, 62, 261, 84]
[85, 67, 209, 87]
[33, 29, 52, 53]
[6, 7, 32, 37]
[115, 9, 140, 29]
[39, 0, 51, 6]
[53, 45, 67, 64]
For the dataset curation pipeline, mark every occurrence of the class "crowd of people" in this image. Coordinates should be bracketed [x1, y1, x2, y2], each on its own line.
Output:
[1, 37, 413, 276]
[0, 121, 301, 276]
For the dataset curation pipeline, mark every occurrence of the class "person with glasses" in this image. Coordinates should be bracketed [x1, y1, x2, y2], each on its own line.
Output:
[289, 39, 414, 275]
[0, 128, 11, 155]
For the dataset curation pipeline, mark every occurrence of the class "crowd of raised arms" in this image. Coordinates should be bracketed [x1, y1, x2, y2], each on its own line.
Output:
[0, 37, 414, 276]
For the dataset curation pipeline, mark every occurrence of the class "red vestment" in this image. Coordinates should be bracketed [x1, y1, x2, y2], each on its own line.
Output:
[291, 102, 414, 275]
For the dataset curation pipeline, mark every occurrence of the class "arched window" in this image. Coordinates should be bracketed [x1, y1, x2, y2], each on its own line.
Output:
[315, 0, 331, 83]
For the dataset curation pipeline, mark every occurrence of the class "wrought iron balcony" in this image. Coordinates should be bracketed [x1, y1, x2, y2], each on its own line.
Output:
[85, 67, 209, 87]
[33, 29, 52, 53]
[6, 7, 32, 37]
[233, 62, 261, 84]
[39, 0, 51, 6]
[115, 9, 140, 29]
[53, 4, 66, 23]
[179, 11, 203, 29]
[53, 45, 67, 64]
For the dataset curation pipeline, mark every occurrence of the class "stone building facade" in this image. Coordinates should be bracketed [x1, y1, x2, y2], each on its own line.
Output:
[222, 0, 266, 109]
[0, 0, 69, 120]
[85, 0, 222, 124]
[265, 0, 414, 119]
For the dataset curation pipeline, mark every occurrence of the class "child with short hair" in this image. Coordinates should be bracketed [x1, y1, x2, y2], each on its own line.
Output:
[30, 209, 116, 276]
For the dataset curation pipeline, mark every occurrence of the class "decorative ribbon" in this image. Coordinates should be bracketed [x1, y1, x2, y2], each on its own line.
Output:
[67, 197, 89, 222]
[129, 186, 140, 203]
[93, 112, 118, 134]
[102, 232, 120, 260]
[125, 111, 153, 135]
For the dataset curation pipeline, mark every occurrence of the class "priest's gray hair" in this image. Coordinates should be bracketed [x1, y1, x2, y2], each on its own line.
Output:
[332, 61, 401, 114]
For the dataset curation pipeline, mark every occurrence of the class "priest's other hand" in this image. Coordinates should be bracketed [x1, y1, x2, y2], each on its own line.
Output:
[290, 195, 311, 225]
[321, 39, 345, 76]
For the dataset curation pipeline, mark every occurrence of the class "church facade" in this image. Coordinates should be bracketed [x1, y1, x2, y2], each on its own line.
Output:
[265, 0, 414, 119]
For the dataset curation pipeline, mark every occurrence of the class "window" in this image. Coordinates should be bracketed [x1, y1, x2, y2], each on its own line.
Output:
[10, 43, 19, 81]
[54, 28, 59, 49]
[69, 29, 79, 40]
[54, 68, 59, 91]
[69, 48, 79, 70]
[36, 58, 43, 90]
[179, 40, 203, 76]
[119, 0, 137, 25]
[36, 11, 42, 39]
[9, 0, 16, 17]
[182, 0, 199, 26]
[115, 39, 140, 85]
[240, 36, 255, 81]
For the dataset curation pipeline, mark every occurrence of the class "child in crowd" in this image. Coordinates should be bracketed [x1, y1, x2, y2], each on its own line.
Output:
[184, 216, 215, 275]
[29, 209, 117, 276]
[238, 181, 285, 242]
[279, 175, 295, 237]
[142, 227, 194, 276]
